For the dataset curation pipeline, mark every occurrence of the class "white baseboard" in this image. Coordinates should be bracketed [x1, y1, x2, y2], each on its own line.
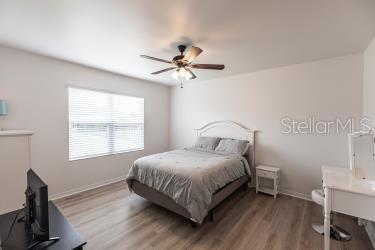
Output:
[50, 175, 126, 201]
[364, 220, 375, 248]
[50, 177, 311, 203]
[279, 188, 312, 201]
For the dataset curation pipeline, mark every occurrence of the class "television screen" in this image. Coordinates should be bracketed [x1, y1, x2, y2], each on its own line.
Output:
[26, 169, 49, 239]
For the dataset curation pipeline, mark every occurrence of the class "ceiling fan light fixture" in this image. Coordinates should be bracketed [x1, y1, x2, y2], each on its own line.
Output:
[172, 67, 191, 80]
[171, 70, 179, 79]
[141, 45, 224, 82]
[178, 67, 187, 78]
[185, 70, 193, 80]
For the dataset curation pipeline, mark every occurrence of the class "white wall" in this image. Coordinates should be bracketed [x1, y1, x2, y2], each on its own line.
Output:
[363, 38, 375, 125]
[170, 54, 363, 198]
[0, 44, 366, 212]
[362, 37, 375, 247]
[0, 46, 169, 209]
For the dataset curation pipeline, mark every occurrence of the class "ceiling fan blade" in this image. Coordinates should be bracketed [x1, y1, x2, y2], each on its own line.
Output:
[183, 46, 203, 63]
[151, 67, 176, 75]
[140, 55, 172, 64]
[186, 68, 197, 79]
[191, 64, 225, 70]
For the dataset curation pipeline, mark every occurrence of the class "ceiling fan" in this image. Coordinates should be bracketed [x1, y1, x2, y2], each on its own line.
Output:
[140, 45, 225, 81]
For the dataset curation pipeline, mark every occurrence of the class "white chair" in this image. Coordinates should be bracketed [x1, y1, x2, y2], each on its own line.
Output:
[311, 189, 352, 241]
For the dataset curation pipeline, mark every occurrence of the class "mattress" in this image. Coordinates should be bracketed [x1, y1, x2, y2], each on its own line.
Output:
[126, 148, 250, 224]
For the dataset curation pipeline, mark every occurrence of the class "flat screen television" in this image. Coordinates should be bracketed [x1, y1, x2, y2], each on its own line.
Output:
[25, 169, 59, 249]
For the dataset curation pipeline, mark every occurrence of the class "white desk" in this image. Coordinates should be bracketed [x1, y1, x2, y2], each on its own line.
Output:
[322, 166, 375, 250]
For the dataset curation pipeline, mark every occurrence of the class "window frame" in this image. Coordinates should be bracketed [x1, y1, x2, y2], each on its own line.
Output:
[67, 85, 145, 161]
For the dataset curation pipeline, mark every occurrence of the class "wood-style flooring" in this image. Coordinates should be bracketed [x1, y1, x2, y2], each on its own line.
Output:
[55, 181, 373, 250]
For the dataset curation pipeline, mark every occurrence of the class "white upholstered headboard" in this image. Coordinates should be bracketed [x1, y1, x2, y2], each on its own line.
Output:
[195, 121, 256, 167]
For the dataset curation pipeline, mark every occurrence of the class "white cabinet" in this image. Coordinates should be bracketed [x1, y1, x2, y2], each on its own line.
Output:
[0, 130, 33, 214]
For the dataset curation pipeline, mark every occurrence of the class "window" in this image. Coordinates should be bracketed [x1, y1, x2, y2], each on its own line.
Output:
[68, 87, 144, 161]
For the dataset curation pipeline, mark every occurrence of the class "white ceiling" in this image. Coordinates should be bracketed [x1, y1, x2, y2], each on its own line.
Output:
[0, 0, 374, 86]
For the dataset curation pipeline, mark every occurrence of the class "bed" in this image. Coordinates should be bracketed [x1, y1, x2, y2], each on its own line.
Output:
[126, 121, 256, 226]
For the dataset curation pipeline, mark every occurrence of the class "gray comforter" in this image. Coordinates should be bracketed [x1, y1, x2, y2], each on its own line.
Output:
[126, 148, 250, 224]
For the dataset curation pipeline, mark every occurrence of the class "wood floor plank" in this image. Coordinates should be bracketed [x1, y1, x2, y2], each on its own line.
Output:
[55, 181, 373, 250]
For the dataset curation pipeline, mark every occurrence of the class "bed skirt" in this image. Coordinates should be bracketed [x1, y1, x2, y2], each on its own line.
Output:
[128, 175, 250, 224]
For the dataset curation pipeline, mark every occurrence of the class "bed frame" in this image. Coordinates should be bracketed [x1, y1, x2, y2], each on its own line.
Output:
[130, 121, 256, 227]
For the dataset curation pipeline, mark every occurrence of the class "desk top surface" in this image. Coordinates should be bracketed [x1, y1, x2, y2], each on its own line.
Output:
[322, 165, 375, 197]
[0, 201, 86, 250]
[0, 130, 34, 136]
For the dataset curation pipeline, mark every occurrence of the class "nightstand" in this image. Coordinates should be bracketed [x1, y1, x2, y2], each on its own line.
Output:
[256, 165, 280, 199]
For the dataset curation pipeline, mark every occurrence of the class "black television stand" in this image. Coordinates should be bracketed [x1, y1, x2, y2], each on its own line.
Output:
[27, 237, 60, 250]
[14, 207, 60, 249]
[0, 201, 86, 250]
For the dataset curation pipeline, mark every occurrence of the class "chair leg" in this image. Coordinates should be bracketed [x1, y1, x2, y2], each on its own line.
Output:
[311, 222, 352, 241]
[330, 213, 352, 241]
[312, 223, 324, 235]
[330, 225, 352, 241]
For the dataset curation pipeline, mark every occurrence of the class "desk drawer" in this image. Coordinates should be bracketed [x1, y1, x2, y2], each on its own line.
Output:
[332, 189, 375, 221]
[257, 170, 275, 179]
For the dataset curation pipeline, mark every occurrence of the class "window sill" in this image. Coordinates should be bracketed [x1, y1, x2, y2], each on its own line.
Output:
[69, 148, 144, 162]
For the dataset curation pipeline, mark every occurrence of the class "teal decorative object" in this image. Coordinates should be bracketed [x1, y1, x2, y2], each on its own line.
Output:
[0, 100, 7, 115]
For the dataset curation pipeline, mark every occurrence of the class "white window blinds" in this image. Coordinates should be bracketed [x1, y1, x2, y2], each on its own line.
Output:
[68, 87, 144, 161]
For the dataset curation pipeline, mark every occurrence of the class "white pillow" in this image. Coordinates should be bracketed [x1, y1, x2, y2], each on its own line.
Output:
[194, 137, 220, 150]
[215, 138, 249, 155]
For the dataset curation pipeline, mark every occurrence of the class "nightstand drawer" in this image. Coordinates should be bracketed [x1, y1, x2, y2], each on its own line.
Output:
[257, 170, 275, 179]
